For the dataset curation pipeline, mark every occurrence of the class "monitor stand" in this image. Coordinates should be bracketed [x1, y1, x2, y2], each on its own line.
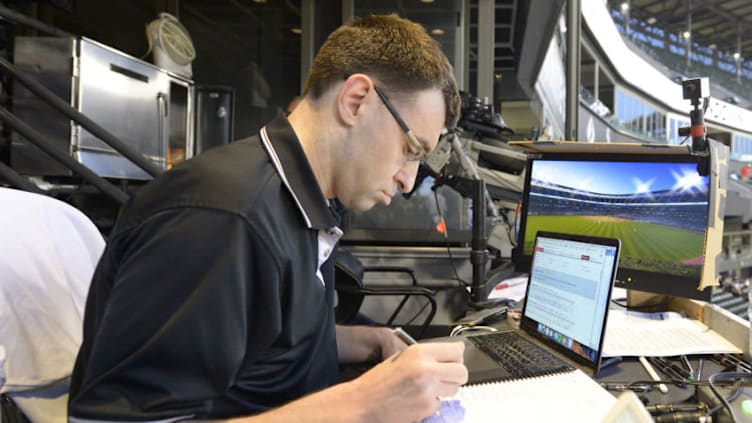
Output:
[468, 178, 512, 309]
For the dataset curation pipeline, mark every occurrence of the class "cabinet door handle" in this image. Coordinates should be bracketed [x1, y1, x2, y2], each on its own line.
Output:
[109, 64, 149, 83]
[157, 93, 167, 163]
[157, 93, 168, 116]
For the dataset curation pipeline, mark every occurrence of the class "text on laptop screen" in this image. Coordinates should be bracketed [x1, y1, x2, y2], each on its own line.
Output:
[513, 155, 711, 300]
[526, 235, 618, 363]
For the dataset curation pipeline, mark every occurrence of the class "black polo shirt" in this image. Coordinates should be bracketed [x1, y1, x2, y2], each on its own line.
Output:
[69, 117, 342, 420]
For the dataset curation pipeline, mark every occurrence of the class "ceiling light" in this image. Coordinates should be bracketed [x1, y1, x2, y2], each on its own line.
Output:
[682, 31, 691, 39]
[290, 27, 302, 35]
[620, 2, 629, 12]
[646, 16, 656, 25]
[252, 0, 267, 3]
[431, 28, 445, 35]
[420, 0, 435, 3]
[709, 43, 717, 49]
[734, 52, 741, 60]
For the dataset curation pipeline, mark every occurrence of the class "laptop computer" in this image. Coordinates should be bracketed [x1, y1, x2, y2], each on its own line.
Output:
[464, 231, 621, 384]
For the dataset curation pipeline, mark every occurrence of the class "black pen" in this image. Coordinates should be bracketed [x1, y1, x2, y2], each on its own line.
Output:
[649, 357, 690, 383]
[664, 358, 692, 379]
[650, 357, 691, 379]
[599, 382, 653, 392]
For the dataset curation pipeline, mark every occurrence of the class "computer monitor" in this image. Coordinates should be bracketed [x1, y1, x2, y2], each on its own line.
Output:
[512, 153, 712, 301]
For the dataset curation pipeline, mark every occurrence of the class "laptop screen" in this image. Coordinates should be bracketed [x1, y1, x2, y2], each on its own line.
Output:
[519, 231, 621, 371]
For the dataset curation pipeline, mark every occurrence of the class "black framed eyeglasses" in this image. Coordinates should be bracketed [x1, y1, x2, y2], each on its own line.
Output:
[373, 86, 427, 162]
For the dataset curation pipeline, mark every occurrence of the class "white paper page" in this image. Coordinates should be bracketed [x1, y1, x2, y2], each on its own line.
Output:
[444, 369, 617, 422]
[603, 309, 741, 357]
[486, 275, 528, 302]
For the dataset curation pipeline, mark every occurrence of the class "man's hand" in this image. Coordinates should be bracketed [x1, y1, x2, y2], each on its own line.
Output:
[336, 325, 410, 363]
[203, 341, 467, 423]
[346, 342, 468, 422]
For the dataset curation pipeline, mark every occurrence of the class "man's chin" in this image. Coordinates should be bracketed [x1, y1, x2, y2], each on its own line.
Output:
[350, 198, 383, 212]
[352, 202, 377, 212]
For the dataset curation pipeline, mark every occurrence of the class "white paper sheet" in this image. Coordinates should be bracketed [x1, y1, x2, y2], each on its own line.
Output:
[603, 309, 742, 357]
[448, 369, 616, 422]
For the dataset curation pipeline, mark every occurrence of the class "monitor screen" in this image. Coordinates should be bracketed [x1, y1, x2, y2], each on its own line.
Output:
[513, 154, 712, 300]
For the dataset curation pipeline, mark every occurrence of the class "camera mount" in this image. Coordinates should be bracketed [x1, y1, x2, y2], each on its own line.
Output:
[680, 78, 710, 155]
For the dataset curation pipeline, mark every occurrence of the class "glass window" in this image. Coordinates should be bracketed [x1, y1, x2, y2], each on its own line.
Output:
[669, 118, 677, 144]
[616, 90, 625, 124]
[644, 105, 653, 134]
[734, 135, 752, 155]
[632, 97, 644, 132]
[654, 112, 667, 141]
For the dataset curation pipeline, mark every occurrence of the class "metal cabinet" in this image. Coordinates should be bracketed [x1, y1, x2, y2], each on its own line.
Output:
[11, 36, 194, 180]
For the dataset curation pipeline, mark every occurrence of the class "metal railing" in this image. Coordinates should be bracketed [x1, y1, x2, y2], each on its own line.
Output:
[0, 108, 130, 204]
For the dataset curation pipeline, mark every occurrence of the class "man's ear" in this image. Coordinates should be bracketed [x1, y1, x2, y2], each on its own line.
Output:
[337, 74, 374, 128]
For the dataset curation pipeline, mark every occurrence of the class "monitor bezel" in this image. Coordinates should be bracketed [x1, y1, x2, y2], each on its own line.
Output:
[512, 152, 712, 301]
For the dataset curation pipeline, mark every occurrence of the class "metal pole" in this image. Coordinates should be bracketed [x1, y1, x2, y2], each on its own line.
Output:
[477, 0, 495, 101]
[686, 0, 692, 69]
[454, 0, 468, 91]
[0, 57, 163, 178]
[470, 178, 488, 305]
[0, 161, 43, 194]
[0, 5, 72, 37]
[341, 0, 354, 23]
[565, 0, 581, 140]
[300, 0, 315, 94]
[0, 108, 129, 205]
[737, 23, 743, 84]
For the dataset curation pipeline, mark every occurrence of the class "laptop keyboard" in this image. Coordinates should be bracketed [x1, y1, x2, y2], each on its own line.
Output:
[469, 331, 574, 379]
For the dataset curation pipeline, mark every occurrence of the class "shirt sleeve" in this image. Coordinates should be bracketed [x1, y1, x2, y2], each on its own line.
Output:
[69, 207, 282, 420]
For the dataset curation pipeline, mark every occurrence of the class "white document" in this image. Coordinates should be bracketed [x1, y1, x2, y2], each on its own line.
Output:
[486, 275, 528, 302]
[603, 309, 742, 357]
[448, 369, 616, 422]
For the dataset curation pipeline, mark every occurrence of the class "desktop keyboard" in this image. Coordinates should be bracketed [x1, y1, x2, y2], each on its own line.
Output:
[469, 331, 573, 379]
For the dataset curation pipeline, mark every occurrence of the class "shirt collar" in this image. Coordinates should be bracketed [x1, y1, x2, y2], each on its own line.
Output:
[259, 117, 337, 230]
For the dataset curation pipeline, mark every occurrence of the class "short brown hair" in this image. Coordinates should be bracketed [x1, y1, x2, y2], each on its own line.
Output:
[303, 14, 460, 128]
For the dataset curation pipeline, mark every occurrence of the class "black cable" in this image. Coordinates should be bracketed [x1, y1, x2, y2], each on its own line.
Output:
[402, 297, 431, 327]
[606, 379, 711, 390]
[433, 189, 470, 289]
[503, 221, 517, 248]
[611, 297, 629, 308]
[706, 379, 742, 418]
[609, 297, 671, 311]
[707, 372, 752, 422]
[510, 201, 520, 248]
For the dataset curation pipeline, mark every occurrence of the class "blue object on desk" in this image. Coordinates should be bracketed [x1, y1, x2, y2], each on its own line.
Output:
[420, 400, 466, 423]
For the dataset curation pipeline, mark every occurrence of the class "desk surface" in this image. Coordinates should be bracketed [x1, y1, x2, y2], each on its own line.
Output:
[443, 307, 752, 421]
[597, 356, 721, 402]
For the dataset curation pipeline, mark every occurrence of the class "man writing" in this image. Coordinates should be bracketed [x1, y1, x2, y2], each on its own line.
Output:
[69, 14, 467, 422]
